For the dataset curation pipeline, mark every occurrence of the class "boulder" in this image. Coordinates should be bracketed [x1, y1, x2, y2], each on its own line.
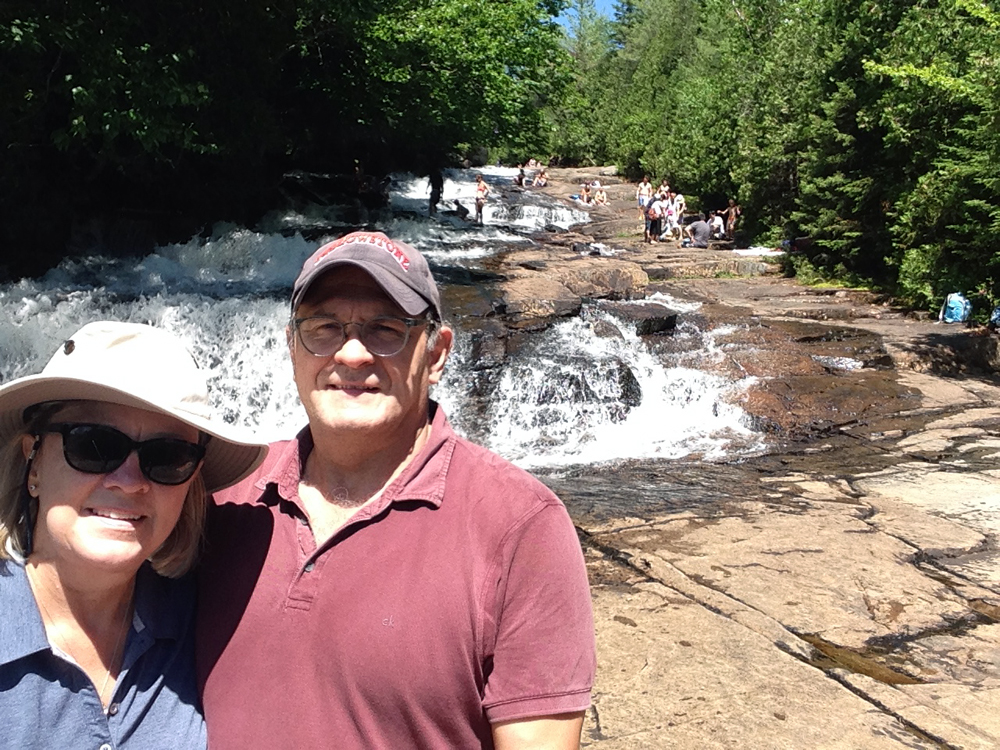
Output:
[498, 276, 582, 329]
[555, 259, 649, 300]
[594, 300, 678, 335]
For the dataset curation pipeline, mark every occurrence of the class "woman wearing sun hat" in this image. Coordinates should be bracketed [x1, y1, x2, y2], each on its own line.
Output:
[0, 321, 267, 749]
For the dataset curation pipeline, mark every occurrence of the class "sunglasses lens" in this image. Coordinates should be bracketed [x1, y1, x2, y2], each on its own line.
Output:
[139, 440, 204, 485]
[62, 425, 131, 474]
[57, 424, 204, 485]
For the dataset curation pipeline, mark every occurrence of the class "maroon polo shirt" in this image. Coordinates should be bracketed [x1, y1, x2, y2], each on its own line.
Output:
[196, 404, 595, 749]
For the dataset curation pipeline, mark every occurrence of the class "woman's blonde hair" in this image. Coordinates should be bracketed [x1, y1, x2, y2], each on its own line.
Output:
[0, 404, 206, 578]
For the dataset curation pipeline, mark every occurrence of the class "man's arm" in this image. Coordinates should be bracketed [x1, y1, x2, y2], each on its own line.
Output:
[493, 712, 586, 750]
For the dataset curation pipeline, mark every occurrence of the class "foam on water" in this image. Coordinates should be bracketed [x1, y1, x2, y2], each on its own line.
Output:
[391, 170, 589, 231]
[438, 312, 763, 469]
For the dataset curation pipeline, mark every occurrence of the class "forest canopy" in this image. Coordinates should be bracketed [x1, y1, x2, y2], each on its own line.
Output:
[2, 0, 999, 314]
[551, 0, 1000, 312]
[0, 0, 568, 275]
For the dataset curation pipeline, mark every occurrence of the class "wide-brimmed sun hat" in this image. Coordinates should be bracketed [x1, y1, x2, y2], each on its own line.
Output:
[0, 321, 267, 492]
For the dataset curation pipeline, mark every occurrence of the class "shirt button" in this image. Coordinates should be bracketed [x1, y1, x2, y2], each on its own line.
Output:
[107, 703, 119, 716]
[99, 744, 113, 750]
[304, 562, 315, 573]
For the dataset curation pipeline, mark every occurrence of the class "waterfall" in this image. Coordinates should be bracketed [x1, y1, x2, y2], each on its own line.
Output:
[0, 171, 765, 467]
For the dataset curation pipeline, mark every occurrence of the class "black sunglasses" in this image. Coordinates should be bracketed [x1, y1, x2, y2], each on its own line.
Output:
[43, 423, 206, 486]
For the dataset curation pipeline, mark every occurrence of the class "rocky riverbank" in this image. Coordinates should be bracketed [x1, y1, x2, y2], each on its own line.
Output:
[504, 168, 1000, 748]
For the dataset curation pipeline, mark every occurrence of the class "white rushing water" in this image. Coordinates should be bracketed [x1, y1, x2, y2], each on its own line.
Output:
[0, 170, 764, 467]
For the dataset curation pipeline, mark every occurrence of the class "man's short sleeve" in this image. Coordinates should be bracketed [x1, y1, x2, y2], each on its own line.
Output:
[482, 501, 596, 723]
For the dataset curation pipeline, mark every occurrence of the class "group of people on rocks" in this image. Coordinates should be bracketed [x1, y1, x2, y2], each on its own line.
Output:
[514, 166, 548, 188]
[635, 175, 741, 247]
[636, 176, 686, 244]
[577, 180, 608, 206]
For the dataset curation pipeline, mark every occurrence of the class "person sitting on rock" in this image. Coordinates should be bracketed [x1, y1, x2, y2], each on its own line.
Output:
[592, 181, 609, 206]
[685, 212, 712, 248]
[580, 182, 592, 204]
[710, 211, 725, 239]
[532, 169, 548, 188]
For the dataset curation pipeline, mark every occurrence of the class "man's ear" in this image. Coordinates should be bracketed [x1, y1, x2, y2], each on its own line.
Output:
[427, 326, 454, 386]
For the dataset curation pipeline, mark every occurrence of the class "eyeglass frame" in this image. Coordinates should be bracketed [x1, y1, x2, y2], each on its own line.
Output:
[291, 314, 436, 358]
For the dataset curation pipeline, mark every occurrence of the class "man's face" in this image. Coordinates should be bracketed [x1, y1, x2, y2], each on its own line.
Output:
[288, 266, 452, 447]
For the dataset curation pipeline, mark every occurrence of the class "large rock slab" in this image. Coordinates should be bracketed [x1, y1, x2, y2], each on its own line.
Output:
[591, 499, 973, 649]
[497, 275, 582, 328]
[587, 577, 937, 748]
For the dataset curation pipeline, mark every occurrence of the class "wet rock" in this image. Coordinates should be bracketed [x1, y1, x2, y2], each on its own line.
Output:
[594, 300, 678, 335]
[616, 360, 642, 407]
[466, 319, 507, 370]
[497, 276, 582, 329]
[590, 319, 624, 340]
[555, 259, 648, 300]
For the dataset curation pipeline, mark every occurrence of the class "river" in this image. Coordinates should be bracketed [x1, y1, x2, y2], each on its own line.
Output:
[0, 168, 766, 482]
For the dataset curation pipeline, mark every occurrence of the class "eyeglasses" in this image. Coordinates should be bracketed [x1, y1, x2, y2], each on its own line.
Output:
[44, 423, 206, 486]
[293, 316, 429, 358]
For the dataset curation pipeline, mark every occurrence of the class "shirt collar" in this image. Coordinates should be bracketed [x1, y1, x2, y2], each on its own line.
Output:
[131, 563, 193, 641]
[0, 559, 188, 668]
[259, 401, 457, 512]
[0, 559, 51, 666]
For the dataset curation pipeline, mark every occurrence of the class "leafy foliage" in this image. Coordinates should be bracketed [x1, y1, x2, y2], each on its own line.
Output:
[551, 0, 1000, 312]
[0, 0, 567, 276]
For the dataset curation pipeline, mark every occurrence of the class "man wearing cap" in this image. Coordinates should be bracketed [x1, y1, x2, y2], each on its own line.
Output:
[196, 231, 596, 749]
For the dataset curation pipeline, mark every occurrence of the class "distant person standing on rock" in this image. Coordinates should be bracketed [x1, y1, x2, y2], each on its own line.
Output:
[668, 190, 686, 242]
[428, 170, 444, 217]
[723, 198, 741, 240]
[646, 192, 669, 243]
[636, 176, 654, 222]
[685, 212, 712, 248]
[474, 173, 490, 224]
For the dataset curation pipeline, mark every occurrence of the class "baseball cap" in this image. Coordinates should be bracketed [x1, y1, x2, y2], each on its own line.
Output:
[291, 232, 441, 319]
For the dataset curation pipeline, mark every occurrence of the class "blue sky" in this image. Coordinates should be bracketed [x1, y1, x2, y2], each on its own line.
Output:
[557, 0, 618, 29]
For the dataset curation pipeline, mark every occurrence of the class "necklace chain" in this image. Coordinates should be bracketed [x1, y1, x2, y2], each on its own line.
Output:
[27, 565, 133, 712]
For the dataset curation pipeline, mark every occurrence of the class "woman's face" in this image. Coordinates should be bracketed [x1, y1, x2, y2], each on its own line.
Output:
[24, 401, 199, 575]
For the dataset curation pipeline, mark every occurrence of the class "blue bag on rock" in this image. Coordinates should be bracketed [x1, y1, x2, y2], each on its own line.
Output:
[939, 292, 972, 323]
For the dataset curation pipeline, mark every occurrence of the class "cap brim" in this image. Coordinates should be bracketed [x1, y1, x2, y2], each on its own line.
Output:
[293, 258, 432, 317]
[0, 375, 266, 493]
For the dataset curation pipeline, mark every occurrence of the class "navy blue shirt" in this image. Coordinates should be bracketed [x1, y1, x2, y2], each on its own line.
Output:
[0, 559, 206, 750]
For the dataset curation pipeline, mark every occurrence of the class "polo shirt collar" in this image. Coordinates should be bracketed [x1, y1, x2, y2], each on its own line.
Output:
[0, 559, 187, 668]
[0, 560, 52, 666]
[262, 401, 457, 512]
[131, 562, 191, 641]
[380, 402, 456, 509]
